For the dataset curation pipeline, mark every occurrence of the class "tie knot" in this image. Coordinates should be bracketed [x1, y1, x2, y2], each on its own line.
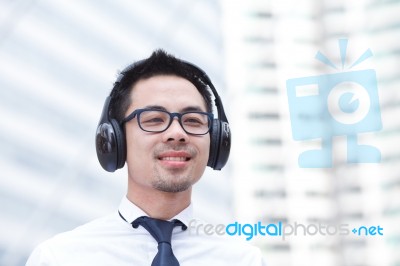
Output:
[132, 216, 187, 244]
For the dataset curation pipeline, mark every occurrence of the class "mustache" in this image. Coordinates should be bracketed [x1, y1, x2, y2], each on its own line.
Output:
[153, 144, 197, 157]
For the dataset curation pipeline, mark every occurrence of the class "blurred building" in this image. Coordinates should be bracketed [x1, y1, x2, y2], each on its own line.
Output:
[222, 0, 400, 266]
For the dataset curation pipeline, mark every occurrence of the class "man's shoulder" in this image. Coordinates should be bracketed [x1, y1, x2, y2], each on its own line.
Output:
[181, 218, 266, 264]
[192, 230, 262, 253]
[59, 212, 125, 237]
[183, 233, 266, 265]
[37, 212, 126, 248]
[26, 213, 124, 265]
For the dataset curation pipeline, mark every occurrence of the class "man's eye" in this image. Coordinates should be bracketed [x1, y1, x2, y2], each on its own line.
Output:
[183, 116, 207, 127]
[185, 118, 202, 124]
[142, 117, 165, 123]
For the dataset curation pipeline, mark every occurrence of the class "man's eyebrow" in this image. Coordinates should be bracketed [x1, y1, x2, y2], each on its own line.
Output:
[144, 105, 207, 113]
[180, 106, 206, 112]
[144, 105, 167, 111]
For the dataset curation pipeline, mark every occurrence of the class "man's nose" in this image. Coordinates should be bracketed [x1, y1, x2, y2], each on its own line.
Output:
[162, 118, 189, 143]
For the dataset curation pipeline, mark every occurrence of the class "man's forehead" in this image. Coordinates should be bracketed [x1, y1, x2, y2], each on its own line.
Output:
[127, 77, 208, 113]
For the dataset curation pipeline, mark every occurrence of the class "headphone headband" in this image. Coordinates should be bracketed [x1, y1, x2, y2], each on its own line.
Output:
[179, 60, 229, 124]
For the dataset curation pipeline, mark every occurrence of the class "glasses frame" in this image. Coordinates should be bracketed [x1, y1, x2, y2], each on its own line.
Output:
[121, 108, 214, 135]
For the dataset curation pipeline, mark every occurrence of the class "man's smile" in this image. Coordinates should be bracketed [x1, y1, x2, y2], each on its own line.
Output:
[157, 151, 193, 168]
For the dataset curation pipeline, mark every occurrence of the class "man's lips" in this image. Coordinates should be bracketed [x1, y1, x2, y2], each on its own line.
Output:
[157, 151, 192, 161]
[160, 157, 189, 161]
[157, 151, 192, 168]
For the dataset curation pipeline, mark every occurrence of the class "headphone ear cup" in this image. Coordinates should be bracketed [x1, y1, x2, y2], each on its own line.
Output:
[215, 121, 231, 170]
[95, 119, 126, 172]
[207, 119, 231, 170]
[207, 119, 220, 169]
[96, 121, 118, 172]
[110, 119, 126, 170]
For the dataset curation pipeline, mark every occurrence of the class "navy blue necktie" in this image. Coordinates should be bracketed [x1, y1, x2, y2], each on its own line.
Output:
[132, 216, 187, 266]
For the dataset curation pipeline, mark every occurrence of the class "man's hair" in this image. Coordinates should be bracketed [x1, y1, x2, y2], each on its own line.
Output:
[109, 49, 213, 123]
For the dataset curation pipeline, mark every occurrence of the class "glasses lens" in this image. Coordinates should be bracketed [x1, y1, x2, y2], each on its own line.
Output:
[138, 110, 211, 134]
[139, 110, 170, 132]
[181, 112, 211, 135]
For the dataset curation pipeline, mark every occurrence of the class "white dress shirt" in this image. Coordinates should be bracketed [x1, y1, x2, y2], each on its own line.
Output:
[26, 197, 266, 266]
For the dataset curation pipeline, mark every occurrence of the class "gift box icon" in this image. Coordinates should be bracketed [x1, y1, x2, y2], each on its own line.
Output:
[286, 39, 382, 168]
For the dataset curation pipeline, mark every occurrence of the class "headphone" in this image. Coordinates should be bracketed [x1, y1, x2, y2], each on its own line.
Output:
[95, 59, 231, 172]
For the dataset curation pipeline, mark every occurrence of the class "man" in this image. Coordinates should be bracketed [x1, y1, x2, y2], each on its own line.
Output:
[26, 50, 266, 265]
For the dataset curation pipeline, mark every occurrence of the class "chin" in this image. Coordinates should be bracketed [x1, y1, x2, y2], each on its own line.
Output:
[152, 179, 193, 193]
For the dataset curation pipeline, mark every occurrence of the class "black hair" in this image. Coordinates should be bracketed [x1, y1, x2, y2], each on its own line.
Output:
[109, 49, 213, 123]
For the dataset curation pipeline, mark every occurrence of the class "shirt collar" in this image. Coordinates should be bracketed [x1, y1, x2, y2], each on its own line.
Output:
[118, 196, 193, 226]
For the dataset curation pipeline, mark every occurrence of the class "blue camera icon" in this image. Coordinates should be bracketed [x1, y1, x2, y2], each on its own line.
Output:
[287, 69, 382, 168]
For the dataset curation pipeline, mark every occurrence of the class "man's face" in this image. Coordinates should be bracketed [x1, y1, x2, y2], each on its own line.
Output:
[124, 75, 210, 193]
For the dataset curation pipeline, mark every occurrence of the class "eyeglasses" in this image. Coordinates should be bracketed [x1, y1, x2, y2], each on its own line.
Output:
[121, 108, 213, 135]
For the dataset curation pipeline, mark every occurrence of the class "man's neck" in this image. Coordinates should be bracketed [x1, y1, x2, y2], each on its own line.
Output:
[126, 183, 191, 220]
